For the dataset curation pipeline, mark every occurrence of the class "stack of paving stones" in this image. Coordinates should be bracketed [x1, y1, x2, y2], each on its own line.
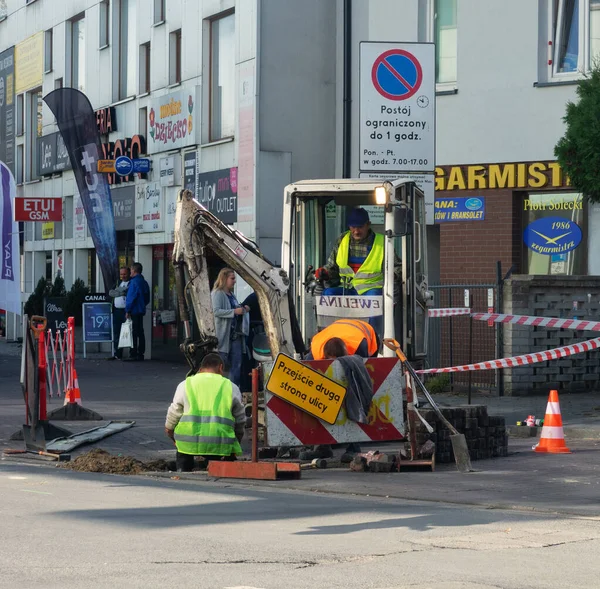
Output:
[414, 405, 508, 463]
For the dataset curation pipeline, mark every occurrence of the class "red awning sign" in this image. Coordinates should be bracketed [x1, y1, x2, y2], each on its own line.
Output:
[14, 197, 63, 222]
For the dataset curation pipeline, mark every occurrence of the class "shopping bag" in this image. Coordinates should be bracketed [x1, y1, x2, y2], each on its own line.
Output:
[118, 319, 133, 349]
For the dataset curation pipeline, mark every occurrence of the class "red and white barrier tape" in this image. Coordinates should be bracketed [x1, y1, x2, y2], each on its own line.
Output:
[416, 336, 600, 374]
[428, 307, 471, 317]
[471, 312, 600, 332]
[429, 308, 600, 332]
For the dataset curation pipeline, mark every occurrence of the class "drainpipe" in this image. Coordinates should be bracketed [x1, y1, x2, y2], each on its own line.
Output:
[342, 0, 352, 178]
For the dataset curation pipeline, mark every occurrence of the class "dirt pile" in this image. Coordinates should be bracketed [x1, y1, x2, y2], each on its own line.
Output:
[63, 449, 171, 474]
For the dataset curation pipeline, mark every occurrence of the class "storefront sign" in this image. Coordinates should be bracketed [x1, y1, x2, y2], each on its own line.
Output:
[159, 155, 180, 187]
[266, 353, 347, 425]
[73, 194, 86, 240]
[15, 32, 43, 94]
[44, 297, 67, 331]
[523, 217, 582, 255]
[147, 87, 199, 153]
[435, 161, 569, 192]
[97, 159, 116, 173]
[360, 42, 435, 173]
[84, 293, 109, 303]
[38, 132, 72, 175]
[83, 302, 112, 342]
[15, 197, 62, 221]
[135, 182, 163, 233]
[197, 167, 238, 224]
[101, 135, 146, 185]
[41, 222, 54, 239]
[95, 107, 117, 134]
[112, 186, 135, 231]
[0, 47, 15, 174]
[183, 151, 197, 194]
[434, 197, 485, 223]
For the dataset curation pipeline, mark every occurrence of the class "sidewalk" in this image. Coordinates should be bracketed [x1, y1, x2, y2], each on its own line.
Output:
[2, 340, 600, 516]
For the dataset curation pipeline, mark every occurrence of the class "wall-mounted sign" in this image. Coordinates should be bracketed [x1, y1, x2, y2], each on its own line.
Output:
[74, 194, 86, 240]
[15, 32, 43, 94]
[115, 155, 134, 177]
[147, 87, 199, 153]
[0, 47, 15, 174]
[436, 161, 569, 192]
[41, 222, 54, 239]
[197, 167, 238, 224]
[159, 154, 180, 187]
[133, 158, 151, 174]
[100, 134, 146, 185]
[112, 186, 135, 231]
[97, 159, 116, 173]
[434, 197, 485, 223]
[84, 293, 109, 303]
[135, 182, 163, 233]
[95, 107, 117, 135]
[523, 217, 582, 256]
[183, 151, 197, 194]
[14, 197, 62, 221]
[38, 132, 72, 176]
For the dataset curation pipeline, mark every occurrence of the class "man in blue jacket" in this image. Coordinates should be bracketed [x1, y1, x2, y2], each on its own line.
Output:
[125, 262, 150, 361]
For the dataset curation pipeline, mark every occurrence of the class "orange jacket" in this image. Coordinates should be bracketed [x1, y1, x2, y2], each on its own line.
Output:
[310, 319, 378, 360]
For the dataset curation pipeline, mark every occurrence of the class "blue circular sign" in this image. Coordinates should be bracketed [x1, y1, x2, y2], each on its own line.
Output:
[371, 49, 423, 101]
[115, 156, 134, 176]
[465, 198, 483, 211]
[524, 217, 582, 256]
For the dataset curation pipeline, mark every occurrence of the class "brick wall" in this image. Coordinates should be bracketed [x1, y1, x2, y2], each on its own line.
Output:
[437, 188, 521, 283]
[503, 276, 600, 395]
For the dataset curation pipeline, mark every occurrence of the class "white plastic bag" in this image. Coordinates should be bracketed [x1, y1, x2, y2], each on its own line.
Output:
[118, 319, 133, 349]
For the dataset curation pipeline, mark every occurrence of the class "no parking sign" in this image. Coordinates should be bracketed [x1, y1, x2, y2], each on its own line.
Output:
[360, 42, 435, 174]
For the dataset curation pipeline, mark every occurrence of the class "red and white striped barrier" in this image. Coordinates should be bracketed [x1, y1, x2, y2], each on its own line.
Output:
[428, 307, 471, 317]
[471, 312, 600, 332]
[44, 321, 75, 398]
[416, 336, 600, 374]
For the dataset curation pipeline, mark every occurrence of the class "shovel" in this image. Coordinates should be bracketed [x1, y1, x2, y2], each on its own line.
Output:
[384, 339, 473, 473]
[23, 317, 47, 452]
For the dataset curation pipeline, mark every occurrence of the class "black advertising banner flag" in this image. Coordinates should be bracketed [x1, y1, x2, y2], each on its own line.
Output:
[0, 46, 15, 174]
[44, 88, 118, 291]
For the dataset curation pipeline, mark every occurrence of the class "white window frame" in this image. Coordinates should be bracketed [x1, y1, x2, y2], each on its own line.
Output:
[169, 29, 181, 86]
[153, 0, 165, 25]
[549, 0, 600, 79]
[44, 29, 53, 73]
[139, 41, 150, 94]
[427, 0, 458, 92]
[99, 0, 110, 49]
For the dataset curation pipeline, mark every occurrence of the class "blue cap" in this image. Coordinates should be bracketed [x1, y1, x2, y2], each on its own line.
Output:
[347, 207, 370, 227]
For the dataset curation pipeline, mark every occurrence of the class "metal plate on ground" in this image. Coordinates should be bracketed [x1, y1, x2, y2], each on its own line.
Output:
[46, 420, 136, 453]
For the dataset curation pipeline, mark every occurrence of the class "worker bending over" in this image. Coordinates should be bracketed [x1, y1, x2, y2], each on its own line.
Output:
[165, 353, 246, 472]
[306, 318, 379, 360]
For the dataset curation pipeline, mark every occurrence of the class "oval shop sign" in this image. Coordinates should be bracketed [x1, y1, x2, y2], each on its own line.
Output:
[523, 216, 582, 255]
[465, 197, 483, 211]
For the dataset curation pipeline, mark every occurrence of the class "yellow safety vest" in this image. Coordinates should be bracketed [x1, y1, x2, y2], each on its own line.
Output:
[174, 373, 242, 456]
[335, 232, 384, 294]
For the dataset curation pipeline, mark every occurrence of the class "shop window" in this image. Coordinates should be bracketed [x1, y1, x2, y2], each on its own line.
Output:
[523, 192, 587, 275]
[551, 0, 600, 76]
[434, 0, 457, 84]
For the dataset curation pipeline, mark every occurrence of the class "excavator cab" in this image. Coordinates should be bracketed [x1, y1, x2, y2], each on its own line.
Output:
[281, 179, 430, 361]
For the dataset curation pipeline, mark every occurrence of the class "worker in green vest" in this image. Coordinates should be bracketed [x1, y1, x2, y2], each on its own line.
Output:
[314, 207, 401, 332]
[165, 353, 246, 472]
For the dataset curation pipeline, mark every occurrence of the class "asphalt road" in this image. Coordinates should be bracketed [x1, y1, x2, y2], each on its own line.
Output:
[1, 462, 599, 589]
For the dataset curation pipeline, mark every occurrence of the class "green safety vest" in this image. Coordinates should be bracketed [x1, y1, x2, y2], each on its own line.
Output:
[174, 373, 242, 456]
[335, 232, 385, 294]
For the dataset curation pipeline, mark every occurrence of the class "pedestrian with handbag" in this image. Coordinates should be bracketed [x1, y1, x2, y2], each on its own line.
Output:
[107, 266, 131, 360]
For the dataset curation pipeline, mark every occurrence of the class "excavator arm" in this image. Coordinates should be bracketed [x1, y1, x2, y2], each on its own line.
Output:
[172, 189, 303, 374]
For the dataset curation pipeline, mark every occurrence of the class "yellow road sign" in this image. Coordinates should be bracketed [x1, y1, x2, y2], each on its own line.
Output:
[97, 159, 116, 173]
[266, 353, 346, 425]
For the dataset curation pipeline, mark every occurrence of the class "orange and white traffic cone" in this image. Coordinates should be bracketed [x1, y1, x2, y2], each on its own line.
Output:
[63, 369, 82, 406]
[534, 389, 571, 454]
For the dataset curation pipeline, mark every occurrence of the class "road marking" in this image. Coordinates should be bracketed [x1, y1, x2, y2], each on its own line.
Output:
[23, 490, 52, 495]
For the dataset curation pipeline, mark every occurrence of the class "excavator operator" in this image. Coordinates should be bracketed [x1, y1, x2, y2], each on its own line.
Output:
[305, 318, 379, 360]
[314, 207, 402, 298]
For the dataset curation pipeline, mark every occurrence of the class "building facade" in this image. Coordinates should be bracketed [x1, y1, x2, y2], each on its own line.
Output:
[1, 0, 598, 377]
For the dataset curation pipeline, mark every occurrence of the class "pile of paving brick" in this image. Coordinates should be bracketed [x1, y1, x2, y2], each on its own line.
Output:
[414, 404, 508, 463]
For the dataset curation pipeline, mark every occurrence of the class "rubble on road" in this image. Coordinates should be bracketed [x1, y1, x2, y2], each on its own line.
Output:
[62, 448, 172, 474]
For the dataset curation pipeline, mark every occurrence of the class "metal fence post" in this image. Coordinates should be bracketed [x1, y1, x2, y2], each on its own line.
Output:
[448, 287, 454, 391]
[496, 261, 504, 397]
